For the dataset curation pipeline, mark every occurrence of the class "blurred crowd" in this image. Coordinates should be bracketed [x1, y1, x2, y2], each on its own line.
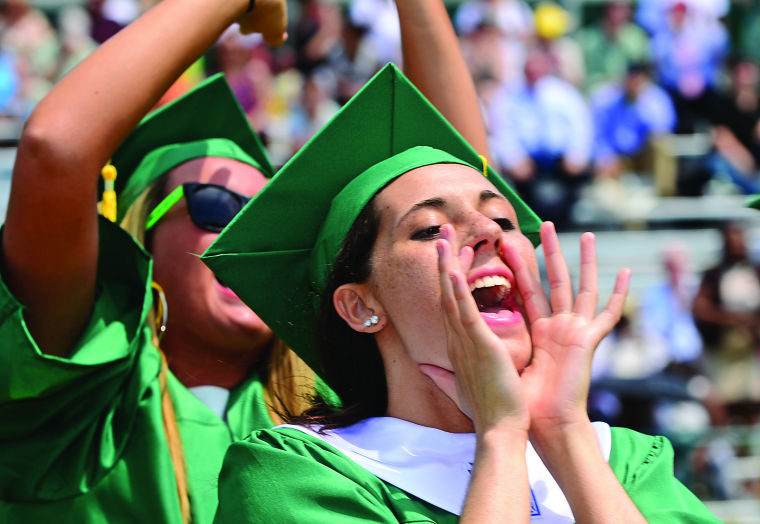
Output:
[587, 220, 760, 500]
[4, 0, 760, 224]
[3, 0, 760, 502]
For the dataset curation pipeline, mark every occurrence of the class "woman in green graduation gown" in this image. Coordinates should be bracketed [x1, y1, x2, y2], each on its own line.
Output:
[0, 0, 491, 522]
[206, 65, 722, 523]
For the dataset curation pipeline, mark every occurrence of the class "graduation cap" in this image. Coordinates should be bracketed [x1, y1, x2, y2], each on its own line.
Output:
[202, 63, 541, 372]
[748, 195, 760, 210]
[109, 73, 274, 222]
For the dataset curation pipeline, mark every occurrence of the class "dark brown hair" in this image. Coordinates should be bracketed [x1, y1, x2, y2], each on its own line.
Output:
[290, 195, 390, 429]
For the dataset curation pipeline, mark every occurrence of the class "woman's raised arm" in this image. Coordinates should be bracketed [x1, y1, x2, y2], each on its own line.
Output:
[2, 0, 285, 357]
[396, 0, 490, 160]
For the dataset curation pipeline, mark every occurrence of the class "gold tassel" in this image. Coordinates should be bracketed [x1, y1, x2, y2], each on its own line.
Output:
[101, 164, 118, 222]
[479, 154, 488, 177]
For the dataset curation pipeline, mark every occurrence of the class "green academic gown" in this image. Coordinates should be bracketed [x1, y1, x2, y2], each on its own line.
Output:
[215, 425, 721, 523]
[0, 218, 273, 524]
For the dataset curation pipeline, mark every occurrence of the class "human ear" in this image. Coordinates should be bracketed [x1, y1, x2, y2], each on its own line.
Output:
[333, 283, 386, 333]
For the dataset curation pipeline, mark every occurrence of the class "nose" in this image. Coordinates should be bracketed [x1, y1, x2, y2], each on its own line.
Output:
[464, 213, 503, 255]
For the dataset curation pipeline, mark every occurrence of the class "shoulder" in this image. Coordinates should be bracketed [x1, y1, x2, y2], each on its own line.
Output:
[217, 427, 407, 523]
[608, 427, 721, 522]
[227, 426, 377, 479]
[609, 426, 672, 480]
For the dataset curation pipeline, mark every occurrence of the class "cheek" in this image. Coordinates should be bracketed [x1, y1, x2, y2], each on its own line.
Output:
[505, 235, 539, 277]
[151, 222, 215, 283]
[372, 248, 442, 314]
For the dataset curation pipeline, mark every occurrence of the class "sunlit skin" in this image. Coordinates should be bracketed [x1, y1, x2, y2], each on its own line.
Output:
[151, 156, 273, 387]
[337, 164, 535, 432]
[335, 163, 631, 440]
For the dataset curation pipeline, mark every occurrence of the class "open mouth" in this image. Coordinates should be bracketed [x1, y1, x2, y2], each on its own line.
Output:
[469, 275, 513, 312]
[215, 275, 241, 299]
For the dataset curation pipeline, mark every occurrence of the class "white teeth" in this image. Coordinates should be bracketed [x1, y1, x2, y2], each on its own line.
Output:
[469, 275, 512, 293]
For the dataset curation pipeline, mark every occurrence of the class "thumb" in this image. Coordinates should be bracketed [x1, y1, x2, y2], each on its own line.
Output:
[419, 364, 463, 411]
[262, 30, 287, 46]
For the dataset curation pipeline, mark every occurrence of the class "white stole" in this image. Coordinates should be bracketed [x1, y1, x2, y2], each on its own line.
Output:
[279, 417, 611, 521]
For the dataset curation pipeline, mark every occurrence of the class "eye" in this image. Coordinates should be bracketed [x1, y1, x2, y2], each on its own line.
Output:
[493, 218, 515, 231]
[411, 225, 441, 241]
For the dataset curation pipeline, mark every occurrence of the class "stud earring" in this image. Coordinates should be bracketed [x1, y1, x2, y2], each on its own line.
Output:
[363, 315, 379, 328]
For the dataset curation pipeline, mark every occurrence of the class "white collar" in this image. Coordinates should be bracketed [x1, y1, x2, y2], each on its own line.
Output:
[188, 385, 230, 420]
[279, 417, 611, 520]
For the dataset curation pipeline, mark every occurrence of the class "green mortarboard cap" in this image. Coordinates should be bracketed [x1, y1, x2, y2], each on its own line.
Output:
[111, 73, 274, 221]
[747, 195, 760, 210]
[202, 64, 541, 373]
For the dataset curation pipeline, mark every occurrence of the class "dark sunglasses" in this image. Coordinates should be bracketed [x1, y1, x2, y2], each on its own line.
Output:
[145, 182, 250, 232]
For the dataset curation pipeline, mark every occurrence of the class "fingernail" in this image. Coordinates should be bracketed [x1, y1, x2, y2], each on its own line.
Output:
[440, 226, 449, 240]
[436, 243, 443, 257]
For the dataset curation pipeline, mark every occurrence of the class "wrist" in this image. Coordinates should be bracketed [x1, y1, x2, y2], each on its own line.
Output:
[477, 424, 529, 453]
[530, 419, 603, 481]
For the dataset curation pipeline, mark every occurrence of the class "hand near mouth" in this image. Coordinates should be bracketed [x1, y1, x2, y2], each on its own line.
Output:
[502, 222, 630, 444]
[421, 223, 531, 436]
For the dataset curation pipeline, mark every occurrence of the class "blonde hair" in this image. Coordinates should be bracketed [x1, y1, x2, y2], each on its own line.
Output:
[120, 175, 315, 523]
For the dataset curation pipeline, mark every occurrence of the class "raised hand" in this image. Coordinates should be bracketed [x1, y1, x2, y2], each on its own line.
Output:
[502, 222, 630, 437]
[421, 224, 531, 435]
[237, 0, 287, 45]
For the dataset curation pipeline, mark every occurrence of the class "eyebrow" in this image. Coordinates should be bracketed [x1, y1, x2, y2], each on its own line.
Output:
[398, 190, 508, 225]
[480, 189, 506, 203]
[397, 197, 446, 226]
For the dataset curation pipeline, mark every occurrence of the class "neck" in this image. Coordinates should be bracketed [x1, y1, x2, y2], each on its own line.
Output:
[385, 380, 475, 433]
[378, 331, 475, 433]
[161, 329, 269, 389]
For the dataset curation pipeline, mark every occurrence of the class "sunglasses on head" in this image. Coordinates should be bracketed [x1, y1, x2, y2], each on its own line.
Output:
[145, 182, 250, 232]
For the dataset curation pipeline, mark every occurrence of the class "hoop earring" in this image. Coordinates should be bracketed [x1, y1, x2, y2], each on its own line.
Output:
[152, 281, 168, 342]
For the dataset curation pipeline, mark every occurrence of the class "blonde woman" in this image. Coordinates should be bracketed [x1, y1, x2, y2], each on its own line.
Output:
[0, 0, 495, 522]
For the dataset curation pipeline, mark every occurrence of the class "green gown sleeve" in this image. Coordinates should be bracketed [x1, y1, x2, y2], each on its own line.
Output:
[215, 428, 455, 524]
[1, 218, 276, 524]
[609, 427, 721, 523]
[0, 218, 155, 502]
[0, 219, 194, 524]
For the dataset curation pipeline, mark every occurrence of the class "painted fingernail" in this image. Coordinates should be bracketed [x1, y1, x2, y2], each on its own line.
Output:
[437, 243, 444, 257]
[440, 226, 449, 240]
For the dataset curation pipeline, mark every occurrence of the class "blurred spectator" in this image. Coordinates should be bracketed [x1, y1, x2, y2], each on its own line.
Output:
[284, 71, 339, 152]
[292, 0, 344, 75]
[348, 0, 400, 67]
[709, 57, 760, 194]
[735, 0, 760, 65]
[329, 14, 381, 104]
[576, 1, 650, 92]
[650, 0, 729, 133]
[635, 0, 664, 35]
[693, 222, 760, 423]
[590, 302, 711, 442]
[457, 1, 532, 88]
[454, 0, 533, 37]
[86, 0, 138, 43]
[216, 29, 273, 132]
[532, 2, 584, 88]
[0, 52, 19, 118]
[57, 6, 98, 79]
[590, 63, 676, 179]
[640, 244, 704, 376]
[593, 304, 670, 381]
[0, 0, 60, 117]
[488, 49, 592, 226]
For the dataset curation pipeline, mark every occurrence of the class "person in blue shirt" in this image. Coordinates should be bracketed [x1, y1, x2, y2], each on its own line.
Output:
[590, 63, 676, 179]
